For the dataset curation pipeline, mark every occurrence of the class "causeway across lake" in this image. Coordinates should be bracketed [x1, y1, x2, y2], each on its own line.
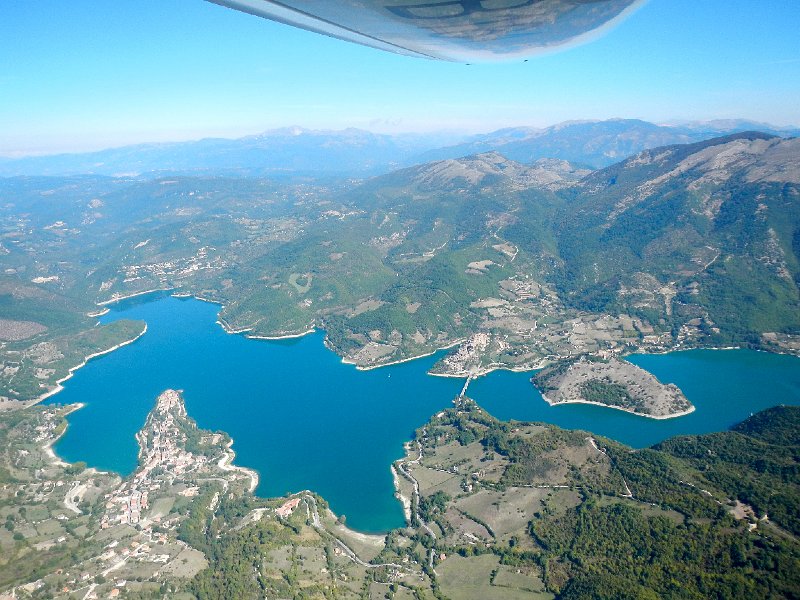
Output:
[47, 295, 800, 532]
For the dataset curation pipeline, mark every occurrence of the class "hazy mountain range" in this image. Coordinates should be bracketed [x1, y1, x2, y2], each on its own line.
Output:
[0, 119, 797, 178]
[416, 119, 800, 168]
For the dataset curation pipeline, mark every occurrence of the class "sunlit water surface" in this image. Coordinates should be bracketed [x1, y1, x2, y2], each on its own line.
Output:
[47, 295, 800, 532]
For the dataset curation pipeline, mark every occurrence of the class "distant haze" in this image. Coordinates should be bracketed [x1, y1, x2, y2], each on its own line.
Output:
[1, 1, 798, 155]
[0, 119, 797, 178]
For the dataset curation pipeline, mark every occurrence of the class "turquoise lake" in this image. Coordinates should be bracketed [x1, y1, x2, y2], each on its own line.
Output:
[47, 295, 800, 532]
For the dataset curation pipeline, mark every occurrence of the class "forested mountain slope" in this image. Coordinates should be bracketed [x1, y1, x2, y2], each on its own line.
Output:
[1, 133, 799, 403]
[552, 132, 800, 346]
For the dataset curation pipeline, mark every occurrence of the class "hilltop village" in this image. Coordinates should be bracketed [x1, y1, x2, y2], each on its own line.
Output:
[0, 391, 249, 598]
[0, 391, 432, 599]
[0, 127, 798, 597]
[0, 388, 798, 599]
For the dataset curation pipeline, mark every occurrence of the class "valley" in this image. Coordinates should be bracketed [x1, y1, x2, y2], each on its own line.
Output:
[2, 128, 799, 415]
[1, 123, 799, 598]
[3, 0, 799, 595]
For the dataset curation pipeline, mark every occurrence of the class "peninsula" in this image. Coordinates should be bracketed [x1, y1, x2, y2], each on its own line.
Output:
[0, 391, 798, 598]
[532, 356, 695, 419]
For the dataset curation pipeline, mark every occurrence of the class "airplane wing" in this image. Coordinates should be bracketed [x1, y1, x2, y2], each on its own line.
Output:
[206, 0, 646, 62]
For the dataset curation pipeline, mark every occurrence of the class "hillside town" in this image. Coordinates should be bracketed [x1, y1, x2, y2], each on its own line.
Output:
[0, 391, 253, 598]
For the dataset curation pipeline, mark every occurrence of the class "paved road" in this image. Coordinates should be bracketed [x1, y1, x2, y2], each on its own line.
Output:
[300, 494, 407, 571]
[64, 481, 87, 514]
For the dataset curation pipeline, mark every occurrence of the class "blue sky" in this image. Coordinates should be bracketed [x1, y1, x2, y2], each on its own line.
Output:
[1, 0, 799, 155]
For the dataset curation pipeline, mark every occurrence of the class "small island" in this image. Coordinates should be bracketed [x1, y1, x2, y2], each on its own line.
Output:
[532, 356, 695, 419]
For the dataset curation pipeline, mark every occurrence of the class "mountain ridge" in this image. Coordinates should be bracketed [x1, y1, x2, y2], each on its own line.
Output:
[1, 118, 797, 178]
[414, 119, 800, 168]
[0, 131, 798, 399]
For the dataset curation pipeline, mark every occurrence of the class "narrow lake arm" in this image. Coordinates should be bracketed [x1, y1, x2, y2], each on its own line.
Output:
[0, 391, 435, 599]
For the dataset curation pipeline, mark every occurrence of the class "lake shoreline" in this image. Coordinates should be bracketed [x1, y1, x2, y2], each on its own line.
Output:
[540, 392, 698, 420]
[98, 287, 174, 306]
[391, 464, 412, 524]
[246, 328, 316, 341]
[33, 323, 148, 406]
[219, 438, 260, 494]
[100, 288, 798, 378]
[338, 338, 466, 372]
[42, 403, 85, 466]
[37, 295, 800, 533]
